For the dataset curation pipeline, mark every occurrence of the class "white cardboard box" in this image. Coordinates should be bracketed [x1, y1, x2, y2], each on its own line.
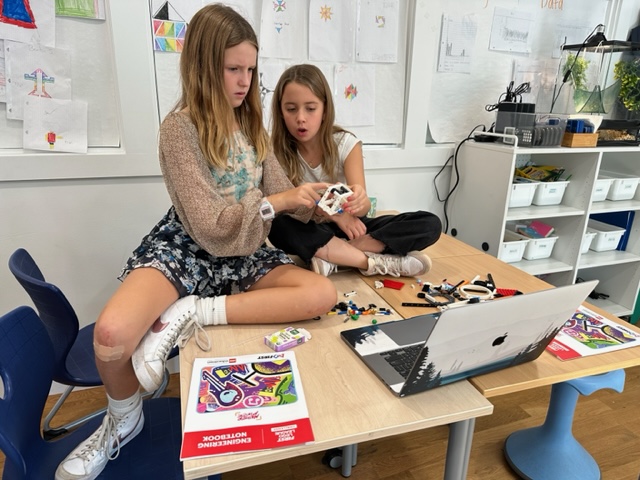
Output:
[587, 219, 625, 252]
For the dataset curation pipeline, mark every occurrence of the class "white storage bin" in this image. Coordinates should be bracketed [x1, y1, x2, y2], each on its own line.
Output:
[599, 171, 640, 201]
[532, 180, 570, 206]
[592, 177, 614, 202]
[587, 219, 626, 252]
[580, 231, 597, 254]
[510, 231, 558, 260]
[498, 230, 529, 263]
[508, 178, 538, 208]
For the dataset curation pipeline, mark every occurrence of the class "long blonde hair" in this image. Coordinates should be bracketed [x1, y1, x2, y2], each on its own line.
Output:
[270, 64, 346, 186]
[173, 4, 269, 168]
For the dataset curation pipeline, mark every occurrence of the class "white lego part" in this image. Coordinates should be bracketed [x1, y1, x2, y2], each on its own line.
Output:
[317, 183, 353, 216]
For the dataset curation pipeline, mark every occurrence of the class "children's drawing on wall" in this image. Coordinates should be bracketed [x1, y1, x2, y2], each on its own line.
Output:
[3, 40, 71, 120]
[152, 1, 186, 52]
[23, 96, 87, 152]
[0, 41, 6, 102]
[334, 64, 374, 127]
[489, 7, 533, 55]
[0, 0, 55, 47]
[356, 0, 399, 64]
[309, 0, 355, 62]
[437, 14, 477, 74]
[55, 0, 106, 20]
[259, 0, 298, 59]
[258, 61, 286, 130]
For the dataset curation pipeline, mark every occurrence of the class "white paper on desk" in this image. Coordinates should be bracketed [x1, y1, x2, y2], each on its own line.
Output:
[4, 40, 72, 120]
[356, 0, 399, 63]
[23, 97, 88, 153]
[309, 0, 356, 62]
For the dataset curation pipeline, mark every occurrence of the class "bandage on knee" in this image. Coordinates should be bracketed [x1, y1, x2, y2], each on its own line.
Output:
[94, 341, 125, 362]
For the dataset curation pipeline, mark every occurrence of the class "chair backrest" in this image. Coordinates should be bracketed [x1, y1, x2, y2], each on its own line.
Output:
[0, 306, 56, 477]
[8, 249, 80, 381]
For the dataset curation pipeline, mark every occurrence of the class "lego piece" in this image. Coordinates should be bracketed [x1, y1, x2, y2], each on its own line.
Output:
[317, 183, 353, 216]
[382, 279, 404, 290]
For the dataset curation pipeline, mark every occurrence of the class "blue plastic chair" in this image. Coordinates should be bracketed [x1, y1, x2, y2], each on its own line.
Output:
[504, 370, 626, 480]
[0, 306, 221, 480]
[8, 248, 175, 439]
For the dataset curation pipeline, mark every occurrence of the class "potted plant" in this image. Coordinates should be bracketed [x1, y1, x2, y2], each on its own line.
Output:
[614, 57, 640, 112]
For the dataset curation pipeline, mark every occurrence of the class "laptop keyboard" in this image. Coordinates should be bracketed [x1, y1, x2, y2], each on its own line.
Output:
[380, 344, 423, 378]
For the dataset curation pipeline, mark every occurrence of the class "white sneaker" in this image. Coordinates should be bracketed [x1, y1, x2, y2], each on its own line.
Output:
[360, 251, 432, 277]
[55, 401, 144, 480]
[132, 295, 210, 392]
[311, 257, 338, 277]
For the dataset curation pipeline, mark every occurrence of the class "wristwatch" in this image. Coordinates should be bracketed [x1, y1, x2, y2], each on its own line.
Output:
[259, 198, 275, 220]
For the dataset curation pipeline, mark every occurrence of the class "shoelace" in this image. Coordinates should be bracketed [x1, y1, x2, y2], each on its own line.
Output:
[372, 255, 402, 276]
[77, 414, 121, 463]
[178, 316, 211, 351]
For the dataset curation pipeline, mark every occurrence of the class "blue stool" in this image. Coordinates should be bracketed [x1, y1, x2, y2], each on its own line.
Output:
[504, 369, 625, 480]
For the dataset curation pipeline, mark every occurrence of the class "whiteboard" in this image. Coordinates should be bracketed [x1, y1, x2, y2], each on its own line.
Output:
[151, 0, 409, 145]
[0, 16, 120, 149]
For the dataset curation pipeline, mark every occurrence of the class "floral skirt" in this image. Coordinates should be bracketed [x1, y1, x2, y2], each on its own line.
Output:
[118, 206, 293, 298]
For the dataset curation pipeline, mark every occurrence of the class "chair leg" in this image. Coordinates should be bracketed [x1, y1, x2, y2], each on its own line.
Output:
[43, 385, 107, 440]
[151, 368, 170, 399]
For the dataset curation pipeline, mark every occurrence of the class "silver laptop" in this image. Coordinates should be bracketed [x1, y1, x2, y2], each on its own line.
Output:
[340, 280, 598, 397]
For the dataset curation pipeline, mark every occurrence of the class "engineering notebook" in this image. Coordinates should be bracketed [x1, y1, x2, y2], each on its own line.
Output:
[340, 280, 598, 397]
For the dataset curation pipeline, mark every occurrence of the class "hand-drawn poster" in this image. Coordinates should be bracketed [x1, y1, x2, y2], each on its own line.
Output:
[259, 0, 299, 59]
[152, 1, 187, 53]
[0, 41, 6, 102]
[55, 0, 106, 20]
[334, 64, 375, 126]
[4, 40, 72, 120]
[258, 60, 287, 131]
[356, 0, 399, 63]
[437, 14, 477, 74]
[23, 96, 88, 153]
[489, 7, 533, 55]
[309, 0, 356, 63]
[0, 0, 55, 48]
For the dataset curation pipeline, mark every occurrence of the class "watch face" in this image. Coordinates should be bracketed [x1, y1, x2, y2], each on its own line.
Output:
[260, 200, 274, 219]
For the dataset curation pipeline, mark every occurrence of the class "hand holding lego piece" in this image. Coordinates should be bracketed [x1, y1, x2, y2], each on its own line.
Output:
[317, 183, 354, 216]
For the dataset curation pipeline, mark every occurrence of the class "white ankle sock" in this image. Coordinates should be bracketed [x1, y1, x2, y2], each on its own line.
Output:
[197, 295, 228, 326]
[107, 390, 141, 418]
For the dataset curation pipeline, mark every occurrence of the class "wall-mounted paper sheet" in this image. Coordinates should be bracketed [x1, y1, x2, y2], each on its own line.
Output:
[489, 7, 533, 55]
[309, 0, 356, 62]
[0, 0, 55, 47]
[23, 97, 87, 153]
[0, 40, 6, 102]
[4, 40, 72, 120]
[334, 64, 375, 126]
[259, 0, 298, 59]
[55, 0, 107, 20]
[259, 60, 288, 130]
[356, 0, 399, 63]
[437, 14, 477, 74]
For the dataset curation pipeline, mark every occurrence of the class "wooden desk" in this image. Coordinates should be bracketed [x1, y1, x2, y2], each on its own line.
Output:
[361, 236, 640, 398]
[179, 272, 493, 480]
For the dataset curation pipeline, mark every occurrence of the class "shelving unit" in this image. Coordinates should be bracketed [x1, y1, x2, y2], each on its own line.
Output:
[447, 139, 640, 317]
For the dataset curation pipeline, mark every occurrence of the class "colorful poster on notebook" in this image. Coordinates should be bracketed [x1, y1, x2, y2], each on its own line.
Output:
[546, 305, 640, 360]
[180, 351, 314, 460]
